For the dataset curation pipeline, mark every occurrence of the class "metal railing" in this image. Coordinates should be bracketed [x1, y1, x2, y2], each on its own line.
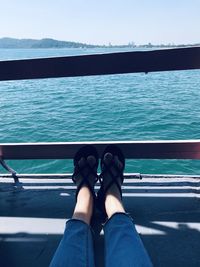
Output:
[1, 47, 200, 182]
[0, 47, 200, 81]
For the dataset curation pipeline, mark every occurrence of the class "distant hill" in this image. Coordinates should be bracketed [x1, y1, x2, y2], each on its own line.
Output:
[0, 37, 100, 48]
[0, 37, 199, 49]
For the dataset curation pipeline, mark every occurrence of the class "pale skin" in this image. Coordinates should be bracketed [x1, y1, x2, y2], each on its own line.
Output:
[72, 153, 125, 225]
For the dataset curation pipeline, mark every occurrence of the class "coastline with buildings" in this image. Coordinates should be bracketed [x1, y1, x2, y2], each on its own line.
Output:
[0, 37, 199, 49]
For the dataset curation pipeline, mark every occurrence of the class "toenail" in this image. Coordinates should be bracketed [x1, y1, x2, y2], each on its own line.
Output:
[104, 153, 113, 161]
[87, 155, 96, 165]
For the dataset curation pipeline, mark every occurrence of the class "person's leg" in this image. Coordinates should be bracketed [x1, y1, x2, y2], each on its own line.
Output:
[49, 155, 97, 267]
[104, 213, 153, 267]
[102, 151, 153, 267]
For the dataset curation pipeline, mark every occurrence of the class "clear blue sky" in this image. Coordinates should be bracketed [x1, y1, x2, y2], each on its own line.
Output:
[0, 0, 199, 45]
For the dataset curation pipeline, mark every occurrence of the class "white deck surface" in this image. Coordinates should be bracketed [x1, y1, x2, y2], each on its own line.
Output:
[0, 174, 200, 267]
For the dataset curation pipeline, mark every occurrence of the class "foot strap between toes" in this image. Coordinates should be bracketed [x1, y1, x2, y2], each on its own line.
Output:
[99, 160, 124, 198]
[72, 161, 98, 200]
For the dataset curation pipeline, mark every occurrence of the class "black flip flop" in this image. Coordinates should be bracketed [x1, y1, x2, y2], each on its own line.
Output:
[72, 145, 99, 201]
[97, 145, 125, 217]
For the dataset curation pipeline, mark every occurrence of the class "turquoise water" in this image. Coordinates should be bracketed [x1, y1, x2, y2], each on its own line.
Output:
[0, 48, 200, 174]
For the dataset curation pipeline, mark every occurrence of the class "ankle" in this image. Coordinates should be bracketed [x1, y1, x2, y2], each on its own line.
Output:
[106, 183, 121, 199]
[105, 192, 125, 218]
[73, 186, 94, 225]
[76, 186, 94, 212]
[77, 185, 93, 199]
[103, 179, 125, 218]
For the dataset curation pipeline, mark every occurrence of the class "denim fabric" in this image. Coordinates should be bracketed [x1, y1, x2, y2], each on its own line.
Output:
[49, 219, 95, 267]
[49, 213, 153, 267]
[103, 212, 153, 267]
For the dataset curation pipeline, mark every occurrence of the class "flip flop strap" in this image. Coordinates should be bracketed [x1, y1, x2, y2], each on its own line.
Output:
[99, 160, 124, 198]
[72, 161, 98, 200]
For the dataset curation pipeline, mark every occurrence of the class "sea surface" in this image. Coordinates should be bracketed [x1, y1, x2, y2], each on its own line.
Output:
[0, 48, 200, 175]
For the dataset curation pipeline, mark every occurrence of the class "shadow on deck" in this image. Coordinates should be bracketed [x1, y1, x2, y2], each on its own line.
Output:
[0, 175, 200, 267]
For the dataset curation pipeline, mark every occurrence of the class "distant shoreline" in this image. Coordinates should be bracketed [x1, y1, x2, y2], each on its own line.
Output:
[0, 37, 199, 49]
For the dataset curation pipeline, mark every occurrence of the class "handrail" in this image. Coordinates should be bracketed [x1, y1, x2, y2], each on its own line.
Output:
[1, 48, 200, 185]
[0, 140, 200, 160]
[0, 47, 200, 81]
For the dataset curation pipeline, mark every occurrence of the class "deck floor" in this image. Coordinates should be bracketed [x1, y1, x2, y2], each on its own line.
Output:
[0, 174, 200, 267]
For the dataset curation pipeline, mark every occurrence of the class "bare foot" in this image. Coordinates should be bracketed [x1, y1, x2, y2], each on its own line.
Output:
[72, 155, 97, 225]
[102, 153, 126, 218]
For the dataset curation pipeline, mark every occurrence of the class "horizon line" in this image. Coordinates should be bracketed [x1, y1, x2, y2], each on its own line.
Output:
[0, 36, 199, 47]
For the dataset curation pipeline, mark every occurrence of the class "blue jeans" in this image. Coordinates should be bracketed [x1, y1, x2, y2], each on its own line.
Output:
[49, 213, 153, 267]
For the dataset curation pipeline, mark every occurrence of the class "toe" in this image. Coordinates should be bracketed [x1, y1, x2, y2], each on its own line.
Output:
[78, 157, 86, 168]
[87, 155, 96, 167]
[103, 152, 113, 164]
[101, 154, 124, 189]
[113, 155, 123, 170]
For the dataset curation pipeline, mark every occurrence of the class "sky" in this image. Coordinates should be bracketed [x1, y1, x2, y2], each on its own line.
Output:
[0, 0, 199, 45]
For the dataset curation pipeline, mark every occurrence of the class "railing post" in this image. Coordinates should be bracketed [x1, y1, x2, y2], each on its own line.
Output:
[0, 157, 19, 184]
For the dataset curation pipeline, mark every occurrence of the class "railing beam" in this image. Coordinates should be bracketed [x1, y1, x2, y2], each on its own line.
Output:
[0, 47, 200, 81]
[0, 140, 200, 160]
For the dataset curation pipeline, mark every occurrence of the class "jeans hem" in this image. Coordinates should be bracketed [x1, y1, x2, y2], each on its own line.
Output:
[66, 218, 95, 236]
[103, 212, 133, 228]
